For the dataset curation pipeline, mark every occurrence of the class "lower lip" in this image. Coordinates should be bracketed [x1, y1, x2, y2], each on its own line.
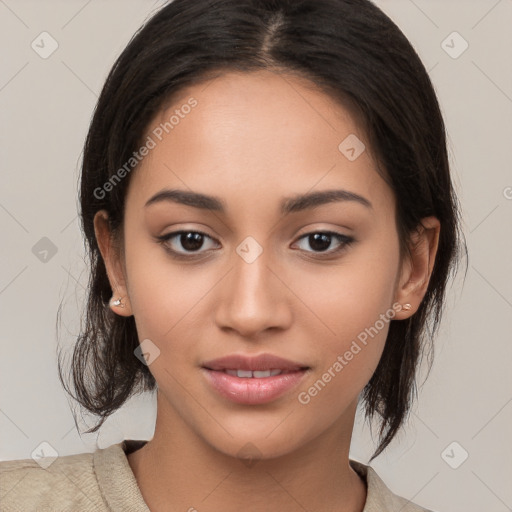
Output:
[201, 368, 308, 405]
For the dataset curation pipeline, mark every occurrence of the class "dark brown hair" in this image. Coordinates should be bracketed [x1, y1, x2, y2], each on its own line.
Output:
[57, 0, 467, 459]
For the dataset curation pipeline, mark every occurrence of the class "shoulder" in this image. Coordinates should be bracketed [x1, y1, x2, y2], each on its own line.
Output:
[350, 460, 437, 512]
[0, 449, 107, 511]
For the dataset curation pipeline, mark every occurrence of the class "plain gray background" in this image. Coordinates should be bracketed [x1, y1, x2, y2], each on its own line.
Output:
[1, 1, 511, 511]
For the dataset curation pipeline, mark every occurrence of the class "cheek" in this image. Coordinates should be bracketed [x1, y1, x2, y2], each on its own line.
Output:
[295, 248, 398, 337]
[294, 273, 395, 416]
[128, 271, 211, 348]
[123, 235, 218, 363]
[122, 246, 218, 429]
[291, 240, 399, 391]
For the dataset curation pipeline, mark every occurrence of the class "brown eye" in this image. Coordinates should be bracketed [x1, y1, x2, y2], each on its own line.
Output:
[293, 232, 355, 255]
[157, 230, 219, 256]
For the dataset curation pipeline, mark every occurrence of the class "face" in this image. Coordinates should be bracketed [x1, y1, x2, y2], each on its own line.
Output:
[96, 69, 428, 460]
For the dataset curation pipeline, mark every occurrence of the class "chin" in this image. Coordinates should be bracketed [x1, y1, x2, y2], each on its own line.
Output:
[197, 418, 318, 465]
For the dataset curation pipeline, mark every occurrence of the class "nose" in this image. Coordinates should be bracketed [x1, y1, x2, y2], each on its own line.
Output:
[214, 247, 293, 339]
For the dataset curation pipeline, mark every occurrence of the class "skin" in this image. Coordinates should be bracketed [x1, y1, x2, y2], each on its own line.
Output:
[94, 69, 440, 512]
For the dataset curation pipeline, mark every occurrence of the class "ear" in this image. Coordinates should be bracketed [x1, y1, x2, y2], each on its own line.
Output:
[93, 210, 133, 317]
[393, 216, 440, 319]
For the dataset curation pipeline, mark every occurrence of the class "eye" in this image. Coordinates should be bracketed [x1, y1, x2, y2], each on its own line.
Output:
[156, 230, 355, 260]
[292, 231, 355, 256]
[157, 230, 219, 258]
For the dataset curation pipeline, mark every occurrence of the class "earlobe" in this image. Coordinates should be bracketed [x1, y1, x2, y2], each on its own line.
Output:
[93, 210, 133, 317]
[394, 216, 441, 319]
[109, 295, 133, 317]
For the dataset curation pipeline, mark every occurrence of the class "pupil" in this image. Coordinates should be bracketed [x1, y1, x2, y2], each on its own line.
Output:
[181, 232, 203, 251]
[310, 233, 331, 252]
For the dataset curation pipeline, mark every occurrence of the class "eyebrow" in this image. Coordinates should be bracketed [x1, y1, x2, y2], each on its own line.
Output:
[144, 188, 373, 214]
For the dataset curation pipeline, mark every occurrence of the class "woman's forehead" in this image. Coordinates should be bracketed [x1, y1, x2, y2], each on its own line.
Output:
[128, 70, 391, 213]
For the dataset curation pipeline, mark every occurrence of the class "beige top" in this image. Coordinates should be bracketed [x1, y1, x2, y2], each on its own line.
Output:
[0, 440, 433, 511]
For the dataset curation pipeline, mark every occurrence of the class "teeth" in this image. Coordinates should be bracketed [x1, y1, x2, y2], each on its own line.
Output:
[253, 370, 271, 378]
[223, 369, 284, 378]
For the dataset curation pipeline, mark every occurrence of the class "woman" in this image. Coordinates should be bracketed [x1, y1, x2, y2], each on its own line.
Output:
[0, 0, 465, 510]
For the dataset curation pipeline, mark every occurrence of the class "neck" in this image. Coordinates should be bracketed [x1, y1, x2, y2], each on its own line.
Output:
[127, 396, 367, 512]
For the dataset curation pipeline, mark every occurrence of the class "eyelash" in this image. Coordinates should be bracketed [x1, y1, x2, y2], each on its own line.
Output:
[156, 230, 355, 260]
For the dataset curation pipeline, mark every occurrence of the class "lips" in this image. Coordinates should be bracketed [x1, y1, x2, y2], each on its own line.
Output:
[201, 353, 310, 405]
[202, 353, 309, 372]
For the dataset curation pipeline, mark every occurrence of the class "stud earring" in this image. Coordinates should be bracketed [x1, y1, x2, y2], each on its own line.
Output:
[402, 303, 412, 311]
[110, 296, 125, 308]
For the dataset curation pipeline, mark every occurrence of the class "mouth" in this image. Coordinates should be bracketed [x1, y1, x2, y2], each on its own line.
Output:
[201, 353, 310, 405]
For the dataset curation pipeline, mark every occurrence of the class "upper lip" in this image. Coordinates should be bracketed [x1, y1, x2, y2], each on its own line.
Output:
[202, 353, 309, 372]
